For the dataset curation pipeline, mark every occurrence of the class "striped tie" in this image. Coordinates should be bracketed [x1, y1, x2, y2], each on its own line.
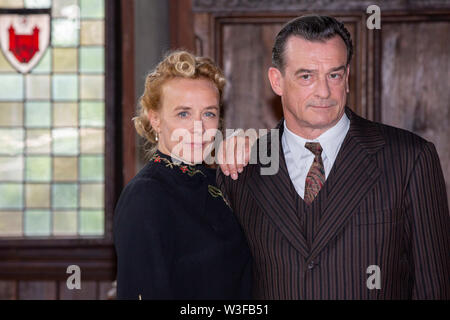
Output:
[304, 142, 325, 205]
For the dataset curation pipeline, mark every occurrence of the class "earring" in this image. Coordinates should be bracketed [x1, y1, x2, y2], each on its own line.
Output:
[155, 132, 159, 142]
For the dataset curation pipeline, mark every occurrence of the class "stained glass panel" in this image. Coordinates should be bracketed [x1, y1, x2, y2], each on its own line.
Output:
[0, 0, 105, 238]
[0, 102, 23, 126]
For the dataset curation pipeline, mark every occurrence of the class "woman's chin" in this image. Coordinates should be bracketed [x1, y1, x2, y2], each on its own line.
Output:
[179, 147, 206, 164]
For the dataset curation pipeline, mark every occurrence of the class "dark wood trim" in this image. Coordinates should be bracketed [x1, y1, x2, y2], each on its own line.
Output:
[202, 9, 450, 121]
[120, 0, 136, 186]
[372, 28, 382, 122]
[105, 0, 121, 245]
[169, 0, 195, 51]
[210, 12, 366, 117]
[192, 0, 450, 12]
[0, 0, 122, 281]
[0, 246, 115, 281]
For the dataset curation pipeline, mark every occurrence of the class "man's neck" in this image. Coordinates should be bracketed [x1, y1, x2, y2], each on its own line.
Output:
[284, 122, 333, 140]
[284, 114, 344, 140]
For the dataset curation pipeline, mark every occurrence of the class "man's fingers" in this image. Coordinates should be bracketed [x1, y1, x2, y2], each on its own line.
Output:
[217, 140, 230, 176]
[228, 141, 239, 180]
[220, 133, 254, 180]
[243, 140, 251, 167]
[219, 163, 230, 176]
[223, 136, 237, 179]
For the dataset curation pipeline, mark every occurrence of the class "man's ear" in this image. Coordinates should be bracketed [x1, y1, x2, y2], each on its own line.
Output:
[345, 65, 350, 93]
[268, 67, 284, 96]
[148, 109, 160, 133]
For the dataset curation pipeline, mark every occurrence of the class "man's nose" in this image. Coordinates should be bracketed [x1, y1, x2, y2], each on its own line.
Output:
[314, 76, 331, 99]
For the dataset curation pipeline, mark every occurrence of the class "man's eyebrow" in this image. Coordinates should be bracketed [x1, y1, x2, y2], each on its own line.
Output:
[294, 68, 316, 75]
[294, 65, 347, 76]
[329, 65, 346, 72]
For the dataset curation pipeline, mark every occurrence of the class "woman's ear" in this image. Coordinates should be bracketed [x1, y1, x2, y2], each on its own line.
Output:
[268, 67, 284, 96]
[148, 109, 160, 133]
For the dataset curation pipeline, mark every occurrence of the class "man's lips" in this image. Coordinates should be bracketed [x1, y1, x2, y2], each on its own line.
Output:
[310, 105, 334, 109]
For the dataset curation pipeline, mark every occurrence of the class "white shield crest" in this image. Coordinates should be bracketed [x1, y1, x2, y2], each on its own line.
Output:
[0, 10, 50, 74]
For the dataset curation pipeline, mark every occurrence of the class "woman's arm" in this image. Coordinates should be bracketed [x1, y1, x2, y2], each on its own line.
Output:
[114, 178, 175, 300]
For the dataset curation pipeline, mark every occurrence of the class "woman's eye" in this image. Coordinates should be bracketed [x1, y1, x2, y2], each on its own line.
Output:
[178, 111, 188, 118]
[204, 112, 216, 118]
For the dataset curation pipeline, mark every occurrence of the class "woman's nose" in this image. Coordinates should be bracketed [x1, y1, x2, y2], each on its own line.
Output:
[192, 119, 204, 135]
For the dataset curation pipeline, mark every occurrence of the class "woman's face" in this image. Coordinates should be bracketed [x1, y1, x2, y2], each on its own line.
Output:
[150, 77, 220, 164]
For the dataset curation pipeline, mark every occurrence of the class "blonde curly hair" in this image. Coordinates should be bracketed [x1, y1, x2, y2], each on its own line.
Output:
[133, 50, 226, 156]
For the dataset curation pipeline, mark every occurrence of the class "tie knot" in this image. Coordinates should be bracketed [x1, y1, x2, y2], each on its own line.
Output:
[305, 142, 322, 157]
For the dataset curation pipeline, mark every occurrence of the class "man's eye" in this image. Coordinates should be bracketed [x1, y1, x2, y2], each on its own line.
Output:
[330, 73, 342, 79]
[178, 111, 188, 118]
[301, 74, 311, 80]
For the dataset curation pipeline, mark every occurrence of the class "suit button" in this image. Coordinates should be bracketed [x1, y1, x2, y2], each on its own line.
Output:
[308, 261, 315, 270]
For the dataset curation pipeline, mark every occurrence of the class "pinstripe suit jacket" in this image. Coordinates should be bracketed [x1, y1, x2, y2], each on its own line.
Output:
[216, 107, 450, 299]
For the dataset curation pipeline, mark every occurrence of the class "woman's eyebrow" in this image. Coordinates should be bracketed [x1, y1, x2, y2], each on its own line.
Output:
[173, 106, 191, 111]
[204, 106, 219, 110]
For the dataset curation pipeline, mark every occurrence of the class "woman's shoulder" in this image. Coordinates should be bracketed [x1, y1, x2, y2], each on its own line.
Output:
[118, 164, 172, 206]
[114, 164, 173, 217]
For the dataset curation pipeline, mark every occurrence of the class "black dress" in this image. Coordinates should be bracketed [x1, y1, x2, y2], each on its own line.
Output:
[113, 150, 252, 299]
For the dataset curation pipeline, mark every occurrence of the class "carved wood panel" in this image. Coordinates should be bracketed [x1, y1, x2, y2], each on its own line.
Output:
[194, 14, 366, 130]
[380, 17, 450, 202]
[189, 3, 450, 203]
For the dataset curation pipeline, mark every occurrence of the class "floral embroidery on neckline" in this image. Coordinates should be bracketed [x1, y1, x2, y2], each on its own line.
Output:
[150, 152, 231, 209]
[150, 152, 206, 177]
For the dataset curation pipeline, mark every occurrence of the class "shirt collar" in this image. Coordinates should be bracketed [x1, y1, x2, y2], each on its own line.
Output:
[283, 112, 350, 163]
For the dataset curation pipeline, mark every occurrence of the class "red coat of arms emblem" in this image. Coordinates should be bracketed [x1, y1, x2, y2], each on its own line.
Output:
[0, 9, 50, 73]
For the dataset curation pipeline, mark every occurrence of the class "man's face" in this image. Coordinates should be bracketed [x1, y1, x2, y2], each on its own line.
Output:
[269, 35, 349, 137]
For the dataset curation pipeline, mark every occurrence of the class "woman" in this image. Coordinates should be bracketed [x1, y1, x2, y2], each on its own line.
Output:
[113, 51, 252, 299]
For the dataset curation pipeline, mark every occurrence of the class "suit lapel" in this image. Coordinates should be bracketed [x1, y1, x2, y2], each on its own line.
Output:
[308, 107, 385, 262]
[246, 120, 310, 259]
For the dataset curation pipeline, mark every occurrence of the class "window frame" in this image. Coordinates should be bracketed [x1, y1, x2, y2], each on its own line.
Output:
[0, 0, 129, 281]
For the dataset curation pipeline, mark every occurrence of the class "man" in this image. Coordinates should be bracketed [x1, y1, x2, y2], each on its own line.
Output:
[217, 15, 450, 299]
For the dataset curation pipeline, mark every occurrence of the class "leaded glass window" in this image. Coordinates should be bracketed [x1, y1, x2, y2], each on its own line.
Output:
[0, 0, 105, 237]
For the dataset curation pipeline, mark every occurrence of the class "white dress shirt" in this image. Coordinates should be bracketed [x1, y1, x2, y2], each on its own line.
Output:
[281, 113, 350, 199]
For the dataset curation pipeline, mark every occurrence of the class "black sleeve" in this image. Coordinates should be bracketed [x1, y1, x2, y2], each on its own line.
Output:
[113, 178, 176, 300]
[404, 142, 450, 299]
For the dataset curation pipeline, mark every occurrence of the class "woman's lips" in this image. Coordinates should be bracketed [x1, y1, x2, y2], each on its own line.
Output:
[186, 142, 207, 148]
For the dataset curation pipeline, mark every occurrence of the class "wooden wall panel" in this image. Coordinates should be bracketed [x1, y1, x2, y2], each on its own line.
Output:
[381, 20, 450, 203]
[18, 281, 57, 300]
[0, 281, 16, 300]
[0, 280, 115, 300]
[58, 281, 97, 300]
[222, 23, 276, 130]
[215, 17, 361, 131]
[188, 2, 450, 202]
